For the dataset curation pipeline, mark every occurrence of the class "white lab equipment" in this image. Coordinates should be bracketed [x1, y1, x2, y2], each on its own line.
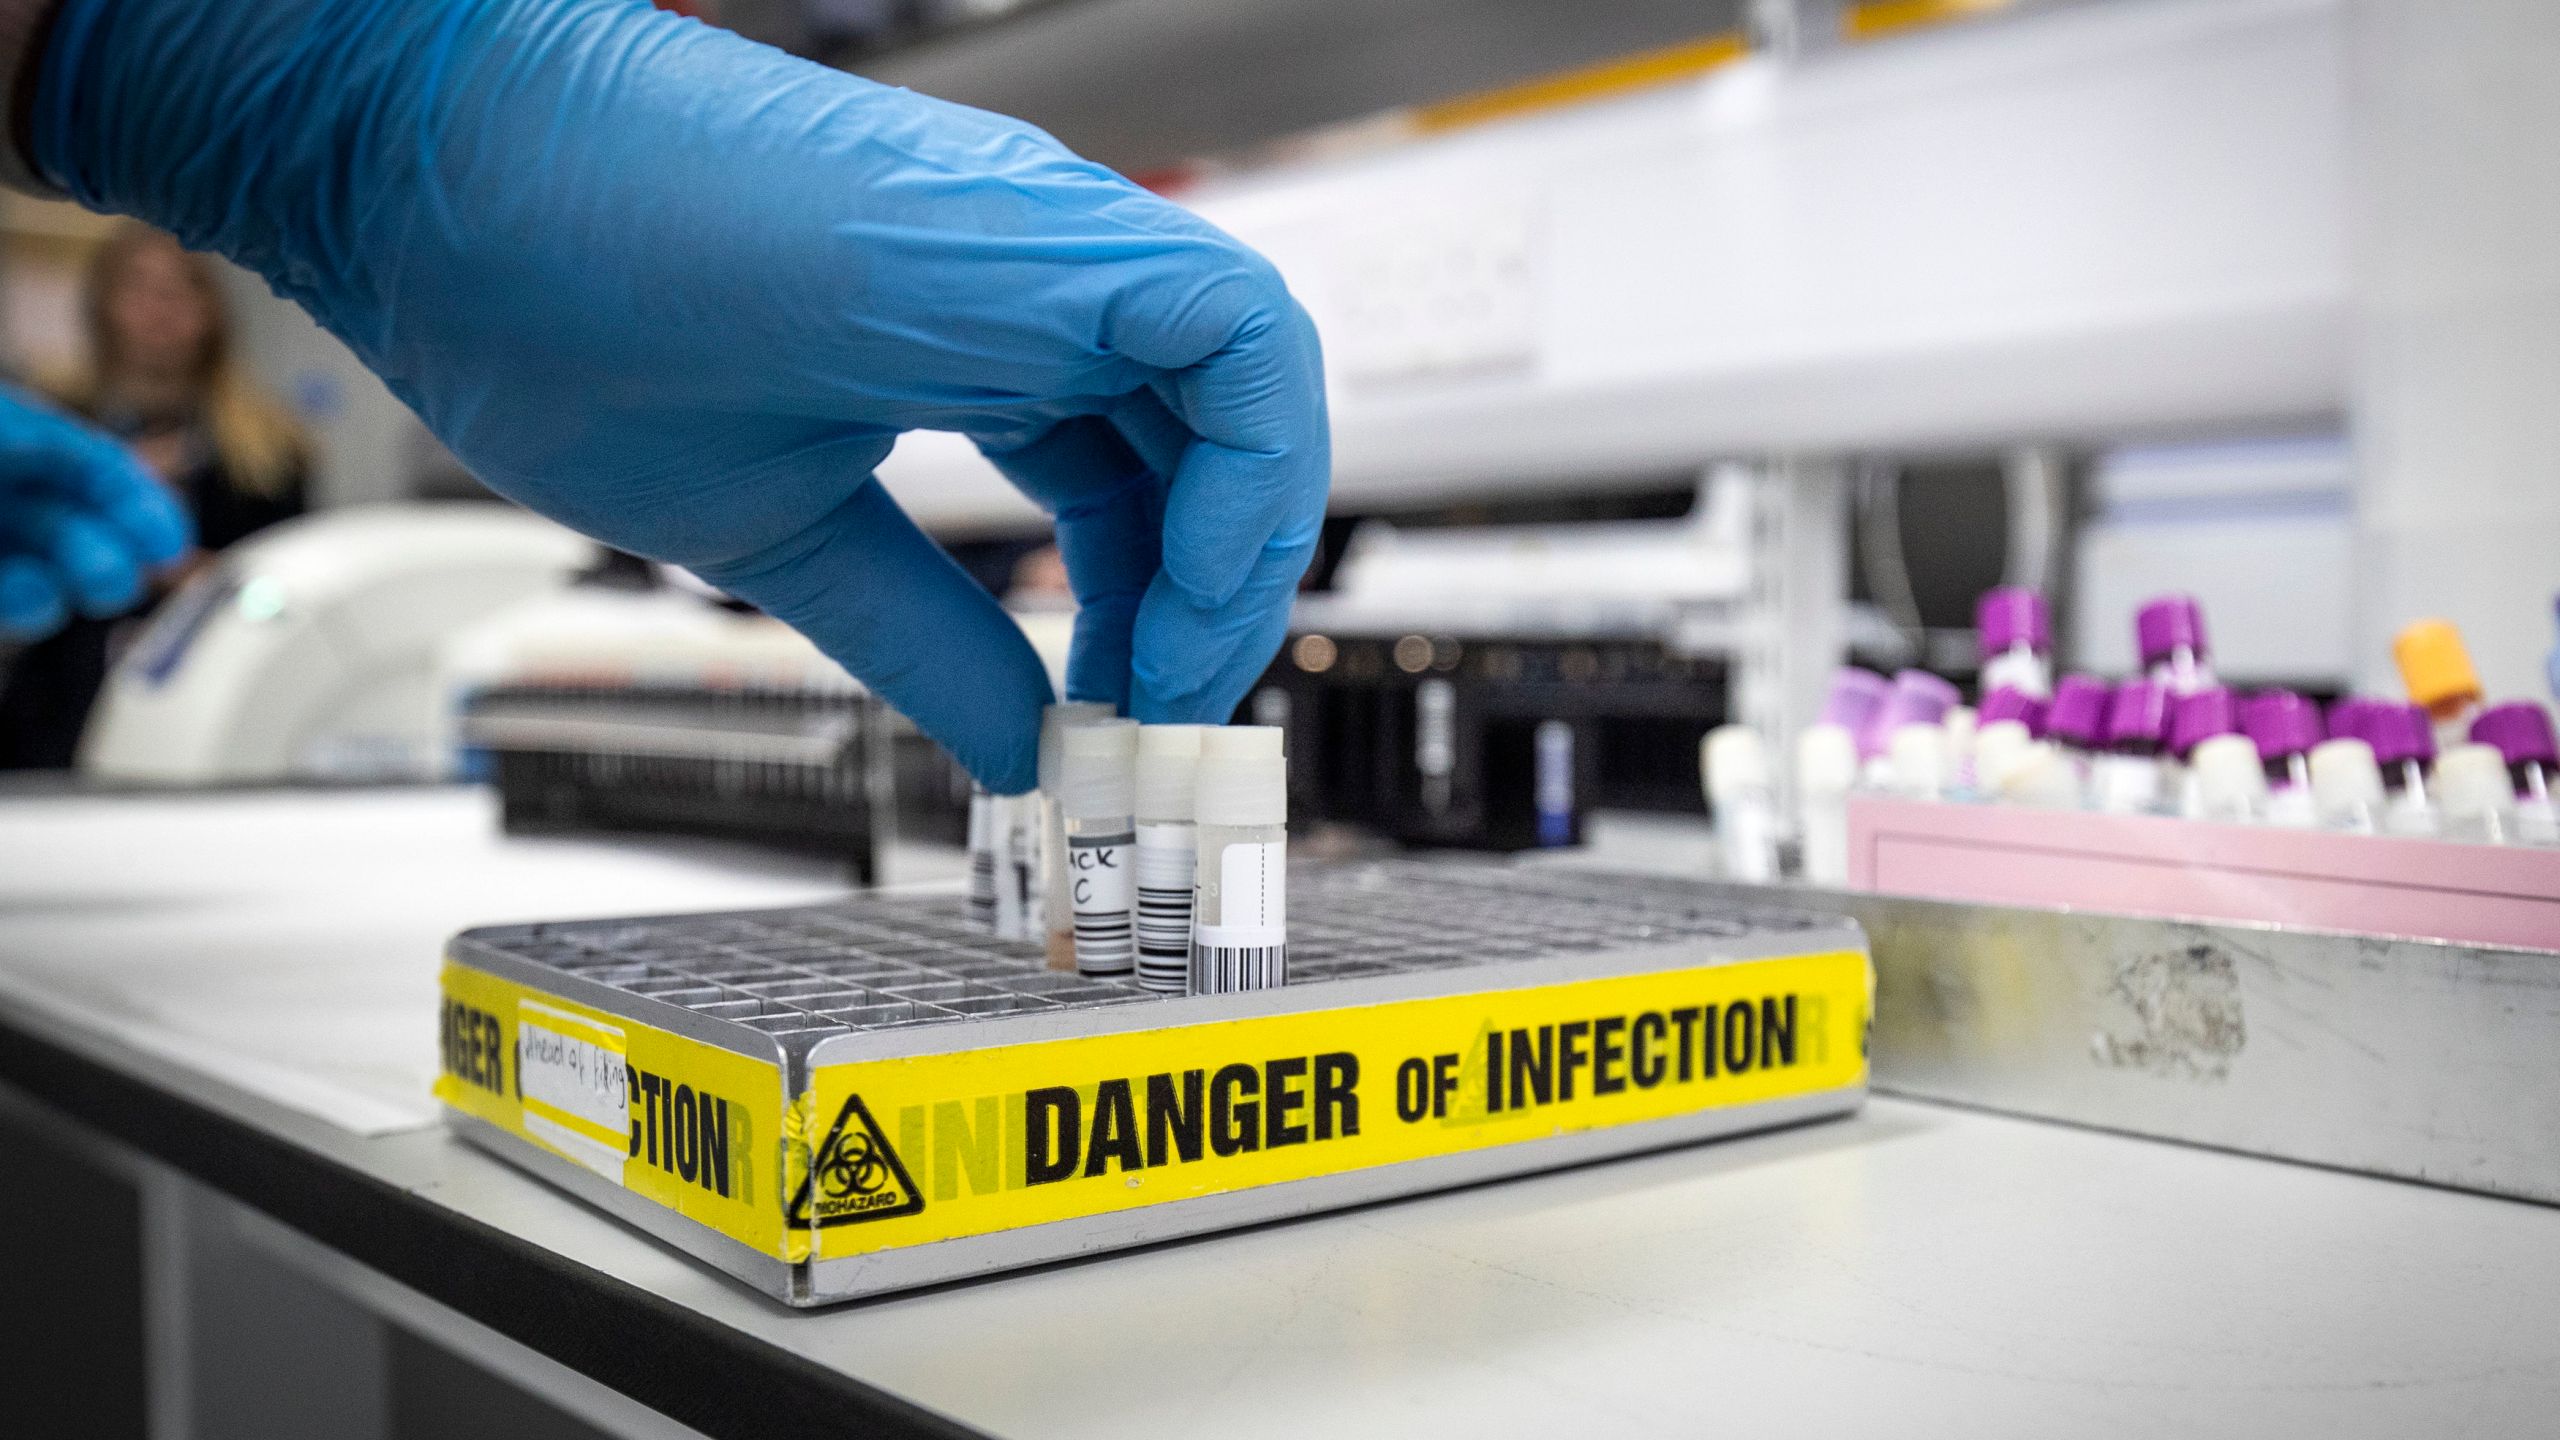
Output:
[81, 503, 588, 783]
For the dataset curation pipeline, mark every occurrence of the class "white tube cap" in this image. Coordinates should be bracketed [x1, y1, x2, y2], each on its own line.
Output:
[1888, 723, 1947, 799]
[1196, 725, 1286, 827]
[1038, 701, 1117, 788]
[1135, 723, 1209, 822]
[2190, 733, 2269, 813]
[2308, 738, 2385, 815]
[1997, 742, 2083, 808]
[1701, 725, 1769, 803]
[2436, 742, 2517, 821]
[1796, 724, 1858, 799]
[1970, 719, 2034, 792]
[1058, 717, 1138, 819]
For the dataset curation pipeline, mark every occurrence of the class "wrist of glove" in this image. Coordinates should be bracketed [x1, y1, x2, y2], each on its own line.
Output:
[32, 0, 1326, 792]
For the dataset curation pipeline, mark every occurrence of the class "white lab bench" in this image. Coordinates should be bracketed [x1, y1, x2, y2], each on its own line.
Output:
[3, 786, 2556, 1438]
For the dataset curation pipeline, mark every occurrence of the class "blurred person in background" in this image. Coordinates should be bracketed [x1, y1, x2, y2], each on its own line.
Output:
[0, 224, 310, 769]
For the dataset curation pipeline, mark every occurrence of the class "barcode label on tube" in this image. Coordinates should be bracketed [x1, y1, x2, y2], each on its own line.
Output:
[1134, 823, 1196, 993]
[1189, 939, 1287, 994]
[1068, 833, 1135, 976]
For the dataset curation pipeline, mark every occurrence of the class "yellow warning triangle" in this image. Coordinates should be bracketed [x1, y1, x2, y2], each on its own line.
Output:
[786, 1093, 924, 1229]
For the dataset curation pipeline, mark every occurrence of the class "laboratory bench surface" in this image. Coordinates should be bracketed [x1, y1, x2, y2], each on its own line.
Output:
[4, 786, 2559, 1439]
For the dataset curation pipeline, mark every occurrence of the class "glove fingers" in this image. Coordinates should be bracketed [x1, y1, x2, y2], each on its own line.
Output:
[689, 478, 1051, 793]
[1129, 535, 1310, 720]
[0, 393, 191, 564]
[976, 415, 1166, 711]
[0, 497, 148, 616]
[1104, 261, 1328, 611]
[0, 554, 68, 639]
[1108, 388, 1191, 482]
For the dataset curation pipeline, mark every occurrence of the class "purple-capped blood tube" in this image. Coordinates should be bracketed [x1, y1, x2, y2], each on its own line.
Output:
[2043, 673, 2110, 806]
[1975, 587, 2052, 701]
[1822, 667, 1892, 746]
[1978, 686, 2048, 738]
[2092, 679, 2170, 814]
[2243, 690, 2324, 828]
[2136, 594, 2216, 697]
[2366, 702, 2440, 837]
[1859, 669, 1960, 784]
[2165, 687, 2241, 818]
[2470, 702, 2560, 845]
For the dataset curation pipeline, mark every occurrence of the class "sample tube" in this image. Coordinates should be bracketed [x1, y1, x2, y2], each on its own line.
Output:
[992, 792, 1033, 939]
[964, 784, 997, 931]
[2435, 742, 2520, 845]
[1533, 719, 1576, 848]
[1859, 670, 1959, 786]
[2135, 594, 2216, 696]
[1133, 724, 1208, 993]
[2308, 738, 2387, 834]
[1823, 667, 1893, 759]
[1702, 725, 1779, 883]
[1886, 723, 1949, 802]
[1039, 701, 1116, 970]
[2188, 733, 2269, 824]
[1059, 719, 1140, 979]
[1193, 726, 1287, 995]
[2469, 702, 2560, 846]
[2393, 618, 2483, 747]
[2092, 679, 2170, 815]
[2326, 696, 2386, 749]
[1978, 686, 2048, 738]
[1975, 586, 2053, 700]
[1796, 723, 1859, 885]
[1968, 719, 2035, 802]
[2367, 703, 2441, 837]
[2165, 687, 2241, 819]
[2242, 690, 2323, 828]
[1942, 706, 1978, 792]
[1967, 686, 2045, 801]
[1997, 742, 2085, 809]
[2043, 673, 2112, 804]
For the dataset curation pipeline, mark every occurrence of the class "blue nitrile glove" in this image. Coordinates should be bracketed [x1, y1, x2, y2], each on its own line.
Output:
[0, 384, 190, 640]
[30, 0, 1328, 793]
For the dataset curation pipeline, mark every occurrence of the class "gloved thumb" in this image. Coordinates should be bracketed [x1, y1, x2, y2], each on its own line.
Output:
[689, 478, 1051, 793]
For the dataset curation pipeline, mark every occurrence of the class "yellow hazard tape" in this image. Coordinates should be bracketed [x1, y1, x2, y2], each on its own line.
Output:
[801, 950, 1868, 1259]
[437, 962, 802, 1262]
[1414, 32, 1749, 135]
[1842, 0, 2019, 43]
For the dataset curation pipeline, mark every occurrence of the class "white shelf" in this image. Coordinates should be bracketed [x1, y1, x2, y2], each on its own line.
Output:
[878, 0, 2349, 534]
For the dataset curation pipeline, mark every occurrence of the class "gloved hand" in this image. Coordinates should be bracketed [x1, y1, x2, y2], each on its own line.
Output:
[33, 0, 1329, 792]
[0, 383, 190, 639]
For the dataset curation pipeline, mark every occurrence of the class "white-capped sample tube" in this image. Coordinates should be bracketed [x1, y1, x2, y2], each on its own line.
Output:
[1796, 723, 1859, 886]
[1968, 719, 2034, 803]
[1059, 718, 1140, 978]
[1193, 726, 1287, 994]
[2308, 738, 2386, 834]
[1942, 706, 1978, 793]
[1133, 724, 1208, 994]
[1039, 701, 1115, 970]
[2189, 733, 2269, 824]
[1702, 725, 1778, 883]
[1887, 723, 1948, 802]
[965, 785, 997, 931]
[1997, 742, 2085, 809]
[992, 792, 1033, 939]
[2436, 742, 2521, 845]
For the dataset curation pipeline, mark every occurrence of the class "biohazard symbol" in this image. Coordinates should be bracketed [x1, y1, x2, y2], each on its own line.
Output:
[786, 1093, 923, 1229]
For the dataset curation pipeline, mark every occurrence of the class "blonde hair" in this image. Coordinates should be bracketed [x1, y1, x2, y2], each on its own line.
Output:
[50, 222, 312, 501]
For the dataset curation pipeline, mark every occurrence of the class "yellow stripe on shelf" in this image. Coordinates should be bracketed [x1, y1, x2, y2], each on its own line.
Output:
[1414, 32, 1749, 135]
[1842, 0, 2019, 43]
